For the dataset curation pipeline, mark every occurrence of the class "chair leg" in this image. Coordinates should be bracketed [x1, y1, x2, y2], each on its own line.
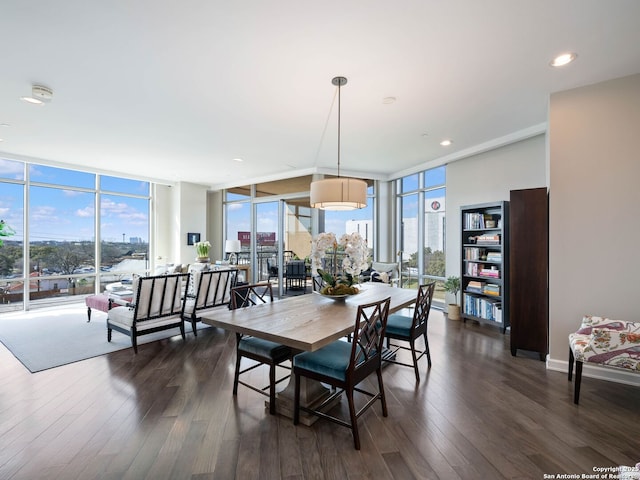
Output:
[269, 363, 277, 415]
[574, 360, 583, 405]
[179, 322, 186, 340]
[87, 306, 92, 322]
[410, 339, 420, 382]
[346, 388, 360, 450]
[377, 367, 388, 417]
[191, 318, 198, 336]
[107, 327, 112, 342]
[424, 332, 432, 368]
[132, 336, 138, 354]
[293, 373, 301, 425]
[233, 334, 242, 396]
[568, 348, 574, 381]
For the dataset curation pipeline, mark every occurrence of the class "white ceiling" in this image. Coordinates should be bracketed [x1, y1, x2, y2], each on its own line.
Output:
[1, 1, 639, 190]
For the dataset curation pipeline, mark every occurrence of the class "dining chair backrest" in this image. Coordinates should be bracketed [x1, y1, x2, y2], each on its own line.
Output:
[230, 282, 273, 309]
[348, 297, 391, 380]
[411, 282, 435, 335]
[311, 274, 325, 292]
[286, 260, 306, 278]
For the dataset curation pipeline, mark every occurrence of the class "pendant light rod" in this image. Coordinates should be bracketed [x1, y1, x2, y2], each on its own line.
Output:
[332, 76, 347, 178]
[310, 75, 366, 211]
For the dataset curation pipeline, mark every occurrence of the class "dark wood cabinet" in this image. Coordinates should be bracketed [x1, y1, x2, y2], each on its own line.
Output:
[460, 201, 509, 333]
[509, 187, 549, 360]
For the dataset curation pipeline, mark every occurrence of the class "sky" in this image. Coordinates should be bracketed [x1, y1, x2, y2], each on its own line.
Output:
[0, 159, 150, 243]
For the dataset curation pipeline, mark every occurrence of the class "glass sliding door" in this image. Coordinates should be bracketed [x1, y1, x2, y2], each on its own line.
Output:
[255, 201, 281, 285]
[225, 190, 251, 281]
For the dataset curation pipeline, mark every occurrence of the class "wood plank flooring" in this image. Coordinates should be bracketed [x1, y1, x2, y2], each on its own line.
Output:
[1, 308, 638, 479]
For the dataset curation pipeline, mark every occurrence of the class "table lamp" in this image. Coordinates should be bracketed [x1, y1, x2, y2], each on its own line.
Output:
[225, 239, 241, 265]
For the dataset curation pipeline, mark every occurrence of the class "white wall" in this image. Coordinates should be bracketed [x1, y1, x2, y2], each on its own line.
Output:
[445, 134, 548, 305]
[548, 73, 640, 384]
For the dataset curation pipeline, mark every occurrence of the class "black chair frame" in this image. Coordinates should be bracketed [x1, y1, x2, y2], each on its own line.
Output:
[231, 282, 291, 414]
[384, 282, 435, 381]
[293, 297, 391, 450]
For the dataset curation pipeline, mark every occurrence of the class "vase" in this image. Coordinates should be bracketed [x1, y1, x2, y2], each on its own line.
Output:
[196, 256, 210, 263]
[314, 290, 359, 302]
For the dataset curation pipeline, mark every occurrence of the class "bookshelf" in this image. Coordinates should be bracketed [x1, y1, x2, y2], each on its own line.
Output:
[460, 201, 509, 333]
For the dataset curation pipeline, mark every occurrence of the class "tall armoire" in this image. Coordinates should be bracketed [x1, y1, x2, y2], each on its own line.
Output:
[509, 187, 549, 360]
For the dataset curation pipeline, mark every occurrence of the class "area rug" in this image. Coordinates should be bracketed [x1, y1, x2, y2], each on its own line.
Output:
[0, 304, 210, 373]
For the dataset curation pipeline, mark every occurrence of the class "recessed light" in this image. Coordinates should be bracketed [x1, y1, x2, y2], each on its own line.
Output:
[550, 52, 577, 67]
[0, 123, 9, 127]
[233, 158, 243, 162]
[383, 96, 396, 104]
[440, 139, 452, 147]
[0, 138, 4, 142]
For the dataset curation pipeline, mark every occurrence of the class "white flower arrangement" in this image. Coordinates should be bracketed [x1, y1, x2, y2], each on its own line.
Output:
[311, 232, 369, 292]
[195, 240, 211, 258]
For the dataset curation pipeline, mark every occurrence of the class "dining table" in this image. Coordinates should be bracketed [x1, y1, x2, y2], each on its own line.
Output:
[200, 282, 417, 424]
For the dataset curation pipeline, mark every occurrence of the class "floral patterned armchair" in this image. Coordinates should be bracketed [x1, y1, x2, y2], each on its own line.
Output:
[568, 315, 640, 404]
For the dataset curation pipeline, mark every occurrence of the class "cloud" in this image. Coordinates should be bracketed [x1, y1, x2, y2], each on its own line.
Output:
[76, 206, 94, 217]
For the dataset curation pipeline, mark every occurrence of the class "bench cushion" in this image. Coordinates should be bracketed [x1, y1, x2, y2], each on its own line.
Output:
[569, 315, 640, 371]
[108, 305, 182, 332]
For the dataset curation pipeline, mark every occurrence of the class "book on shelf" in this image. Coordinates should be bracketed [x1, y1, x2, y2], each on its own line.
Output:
[486, 252, 502, 262]
[466, 263, 479, 276]
[464, 295, 502, 322]
[466, 280, 485, 293]
[479, 267, 500, 278]
[464, 247, 487, 260]
[483, 284, 500, 296]
[475, 234, 501, 245]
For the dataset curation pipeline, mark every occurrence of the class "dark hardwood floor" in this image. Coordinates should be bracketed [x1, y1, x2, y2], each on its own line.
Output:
[1, 308, 638, 479]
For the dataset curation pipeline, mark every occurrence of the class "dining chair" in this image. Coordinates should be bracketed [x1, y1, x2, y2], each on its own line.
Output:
[293, 296, 391, 450]
[230, 282, 292, 414]
[285, 260, 307, 293]
[384, 282, 435, 381]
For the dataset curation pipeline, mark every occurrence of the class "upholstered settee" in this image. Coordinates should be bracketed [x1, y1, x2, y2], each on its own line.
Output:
[107, 273, 189, 353]
[568, 315, 640, 404]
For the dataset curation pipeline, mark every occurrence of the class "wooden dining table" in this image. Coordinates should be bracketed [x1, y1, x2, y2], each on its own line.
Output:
[201, 283, 417, 423]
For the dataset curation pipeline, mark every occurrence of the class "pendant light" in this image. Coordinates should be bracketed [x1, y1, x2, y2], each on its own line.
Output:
[310, 76, 367, 210]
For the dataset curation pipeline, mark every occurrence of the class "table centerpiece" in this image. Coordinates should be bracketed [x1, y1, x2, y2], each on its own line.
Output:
[310, 232, 369, 299]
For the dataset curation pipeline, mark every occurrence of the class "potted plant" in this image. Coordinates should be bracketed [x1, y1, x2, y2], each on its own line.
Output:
[195, 240, 211, 263]
[443, 276, 461, 320]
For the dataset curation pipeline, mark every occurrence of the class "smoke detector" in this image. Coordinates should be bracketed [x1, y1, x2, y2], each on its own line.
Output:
[21, 84, 53, 105]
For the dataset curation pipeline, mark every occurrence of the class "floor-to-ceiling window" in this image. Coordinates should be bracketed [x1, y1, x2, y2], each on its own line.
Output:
[224, 176, 375, 291]
[0, 159, 24, 310]
[0, 158, 150, 312]
[397, 166, 446, 305]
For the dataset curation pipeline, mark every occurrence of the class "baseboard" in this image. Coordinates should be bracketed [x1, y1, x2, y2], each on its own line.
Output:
[547, 357, 640, 387]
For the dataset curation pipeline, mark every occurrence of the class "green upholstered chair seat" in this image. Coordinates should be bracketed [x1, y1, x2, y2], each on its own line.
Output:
[294, 340, 356, 382]
[383, 282, 435, 382]
[239, 336, 291, 360]
[386, 313, 412, 338]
